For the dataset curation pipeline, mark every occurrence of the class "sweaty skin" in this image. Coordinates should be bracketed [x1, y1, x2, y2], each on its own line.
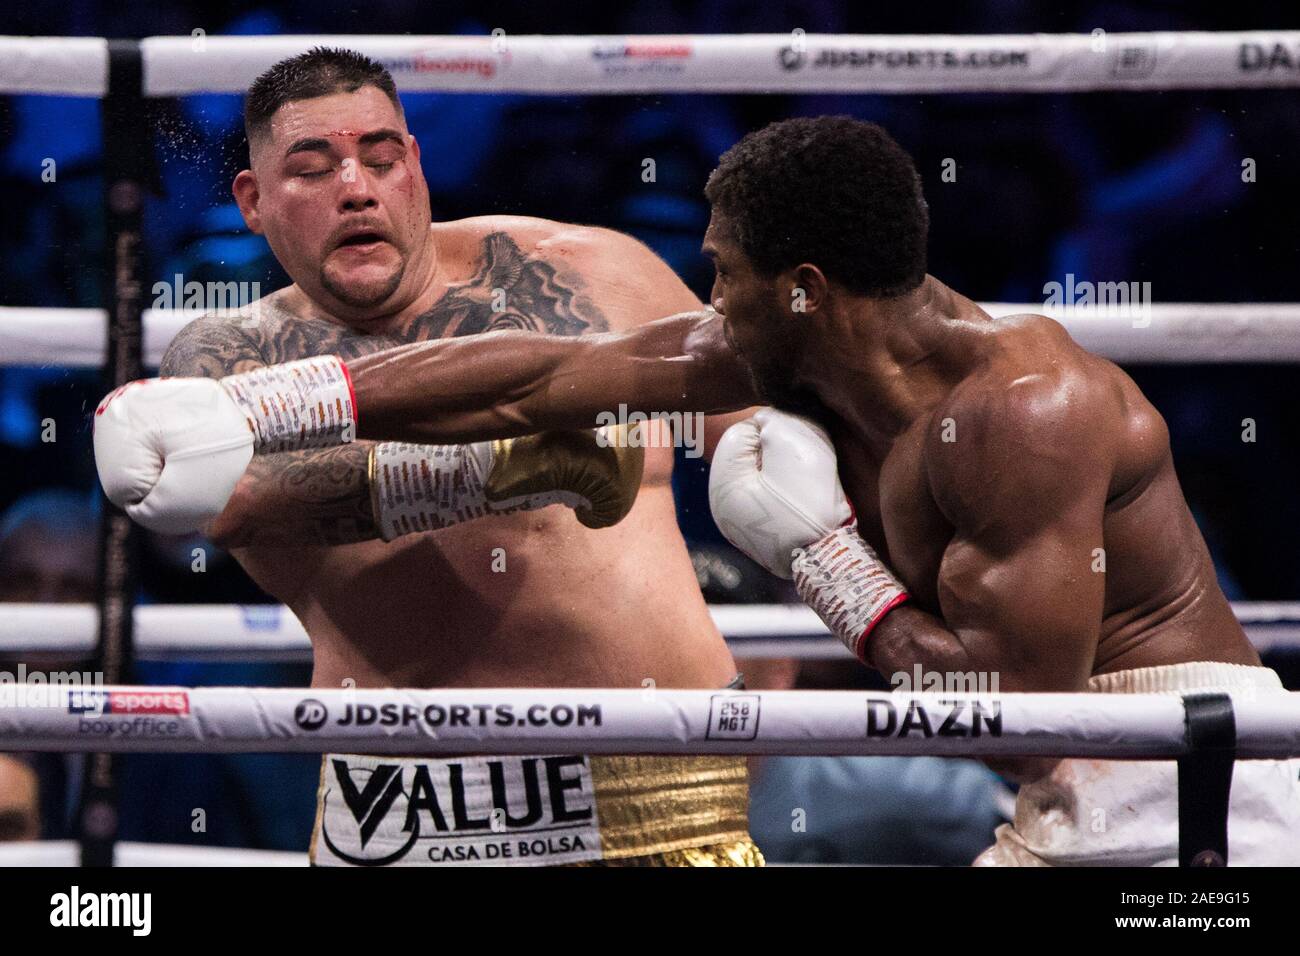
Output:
[163, 85, 742, 692]
[341, 253, 1258, 711]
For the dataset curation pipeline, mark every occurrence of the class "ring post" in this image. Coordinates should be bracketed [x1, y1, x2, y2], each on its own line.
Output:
[1178, 693, 1237, 867]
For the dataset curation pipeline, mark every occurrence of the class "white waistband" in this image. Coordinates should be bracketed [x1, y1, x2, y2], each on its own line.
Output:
[1088, 661, 1283, 695]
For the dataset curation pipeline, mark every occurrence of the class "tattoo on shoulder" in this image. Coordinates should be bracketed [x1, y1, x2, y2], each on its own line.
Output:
[254, 314, 357, 365]
[161, 233, 609, 550]
[166, 231, 609, 376]
[158, 318, 263, 378]
[415, 232, 609, 339]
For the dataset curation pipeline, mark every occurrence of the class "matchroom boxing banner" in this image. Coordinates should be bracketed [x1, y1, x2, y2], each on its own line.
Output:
[124, 31, 1300, 96]
[4, 32, 1300, 97]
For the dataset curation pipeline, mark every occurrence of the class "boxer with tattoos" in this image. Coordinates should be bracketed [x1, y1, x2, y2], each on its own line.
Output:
[96, 49, 760, 867]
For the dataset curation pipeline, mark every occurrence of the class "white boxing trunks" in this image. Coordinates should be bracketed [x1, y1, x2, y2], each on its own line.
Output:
[975, 661, 1300, 866]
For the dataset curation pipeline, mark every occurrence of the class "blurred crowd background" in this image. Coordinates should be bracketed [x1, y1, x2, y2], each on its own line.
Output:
[1, 2, 1298, 862]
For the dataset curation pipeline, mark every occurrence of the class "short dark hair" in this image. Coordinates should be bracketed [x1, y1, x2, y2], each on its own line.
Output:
[244, 47, 403, 146]
[704, 116, 928, 298]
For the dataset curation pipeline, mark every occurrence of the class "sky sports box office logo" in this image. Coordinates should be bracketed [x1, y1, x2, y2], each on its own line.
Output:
[67, 690, 190, 718]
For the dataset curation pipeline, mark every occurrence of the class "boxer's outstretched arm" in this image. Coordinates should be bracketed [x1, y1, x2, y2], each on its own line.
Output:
[349, 310, 758, 445]
[863, 379, 1110, 695]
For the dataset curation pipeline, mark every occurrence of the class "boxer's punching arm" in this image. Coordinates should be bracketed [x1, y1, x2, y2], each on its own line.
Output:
[862, 383, 1110, 693]
[156, 317, 647, 547]
[348, 310, 758, 445]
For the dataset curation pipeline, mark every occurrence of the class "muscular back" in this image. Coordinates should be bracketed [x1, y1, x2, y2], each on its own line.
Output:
[162, 217, 737, 691]
[834, 312, 1256, 690]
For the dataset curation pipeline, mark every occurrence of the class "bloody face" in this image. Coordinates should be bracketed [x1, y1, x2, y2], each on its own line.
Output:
[239, 85, 432, 321]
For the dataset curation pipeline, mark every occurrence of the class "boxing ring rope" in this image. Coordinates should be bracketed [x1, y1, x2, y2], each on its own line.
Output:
[2, 685, 1298, 759]
[3, 602, 1300, 662]
[3, 31, 1300, 96]
[6, 303, 1300, 367]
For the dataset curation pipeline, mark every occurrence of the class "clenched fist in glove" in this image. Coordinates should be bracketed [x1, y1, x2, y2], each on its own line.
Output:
[708, 408, 909, 660]
[92, 356, 354, 534]
[93, 377, 257, 534]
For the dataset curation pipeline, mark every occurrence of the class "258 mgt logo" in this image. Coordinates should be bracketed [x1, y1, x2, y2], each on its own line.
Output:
[294, 698, 603, 731]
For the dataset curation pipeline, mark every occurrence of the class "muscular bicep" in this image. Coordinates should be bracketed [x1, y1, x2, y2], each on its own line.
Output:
[936, 498, 1105, 691]
[538, 311, 756, 423]
[929, 376, 1115, 691]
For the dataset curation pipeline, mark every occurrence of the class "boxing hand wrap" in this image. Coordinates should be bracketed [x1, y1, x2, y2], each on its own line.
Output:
[219, 355, 356, 454]
[369, 423, 644, 541]
[792, 523, 909, 662]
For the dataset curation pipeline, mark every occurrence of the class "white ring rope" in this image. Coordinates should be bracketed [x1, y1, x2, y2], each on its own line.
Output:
[2, 32, 1300, 96]
[2, 602, 1299, 662]
[5, 304, 1300, 368]
[1, 685, 1298, 759]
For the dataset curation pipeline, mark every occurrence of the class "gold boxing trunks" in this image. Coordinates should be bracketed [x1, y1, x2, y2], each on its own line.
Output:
[310, 752, 763, 867]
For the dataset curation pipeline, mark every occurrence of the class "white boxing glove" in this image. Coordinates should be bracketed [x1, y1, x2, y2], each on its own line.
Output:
[93, 354, 356, 534]
[708, 408, 852, 579]
[93, 378, 254, 534]
[709, 409, 909, 661]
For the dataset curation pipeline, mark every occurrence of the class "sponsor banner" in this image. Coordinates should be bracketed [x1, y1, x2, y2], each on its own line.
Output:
[67, 689, 189, 716]
[138, 32, 1300, 96]
[590, 39, 693, 80]
[707, 694, 761, 740]
[59, 689, 192, 741]
[314, 754, 602, 866]
[5, 684, 1287, 758]
[292, 697, 606, 733]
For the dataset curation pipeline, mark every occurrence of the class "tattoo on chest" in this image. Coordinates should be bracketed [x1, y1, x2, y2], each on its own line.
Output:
[255, 232, 608, 363]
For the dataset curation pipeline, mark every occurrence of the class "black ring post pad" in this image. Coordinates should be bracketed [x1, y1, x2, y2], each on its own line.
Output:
[1178, 692, 1237, 867]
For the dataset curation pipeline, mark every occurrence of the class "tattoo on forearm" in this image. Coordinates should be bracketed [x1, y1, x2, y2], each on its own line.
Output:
[224, 444, 378, 547]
